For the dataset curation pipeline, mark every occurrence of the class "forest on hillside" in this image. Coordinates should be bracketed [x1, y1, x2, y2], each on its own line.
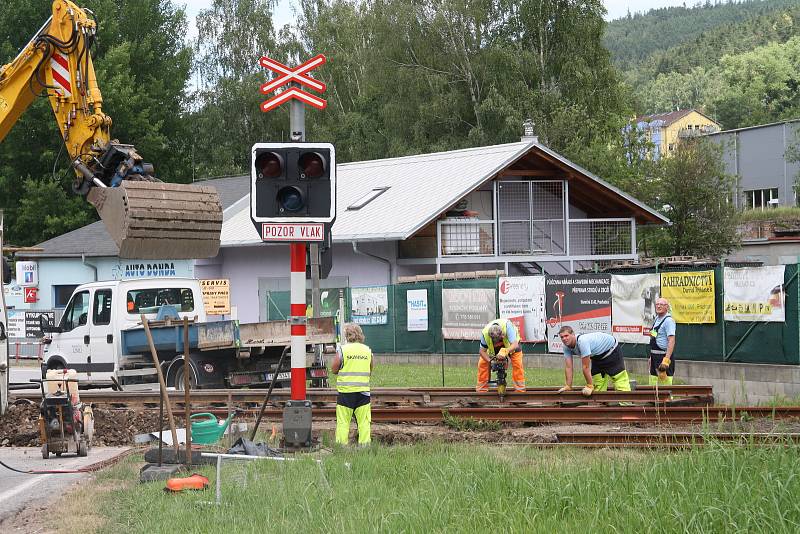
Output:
[606, 0, 800, 127]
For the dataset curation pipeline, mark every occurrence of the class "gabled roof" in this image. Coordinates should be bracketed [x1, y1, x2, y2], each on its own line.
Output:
[221, 140, 669, 247]
[636, 108, 719, 128]
[21, 176, 249, 258]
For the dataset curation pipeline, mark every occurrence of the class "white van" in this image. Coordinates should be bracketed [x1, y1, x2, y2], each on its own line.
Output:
[43, 278, 204, 382]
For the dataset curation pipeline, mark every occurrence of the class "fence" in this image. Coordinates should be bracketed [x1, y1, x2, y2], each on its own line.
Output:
[264, 264, 800, 366]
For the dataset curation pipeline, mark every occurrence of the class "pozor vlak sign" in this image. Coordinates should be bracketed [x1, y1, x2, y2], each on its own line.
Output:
[250, 142, 337, 242]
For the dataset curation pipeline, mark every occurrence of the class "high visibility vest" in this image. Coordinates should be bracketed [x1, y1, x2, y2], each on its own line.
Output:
[481, 320, 511, 357]
[337, 342, 372, 393]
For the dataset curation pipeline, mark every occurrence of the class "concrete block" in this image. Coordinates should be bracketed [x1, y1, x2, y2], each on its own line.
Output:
[139, 463, 184, 483]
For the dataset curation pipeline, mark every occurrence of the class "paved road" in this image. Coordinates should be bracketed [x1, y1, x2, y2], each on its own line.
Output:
[0, 446, 128, 524]
[9, 367, 42, 392]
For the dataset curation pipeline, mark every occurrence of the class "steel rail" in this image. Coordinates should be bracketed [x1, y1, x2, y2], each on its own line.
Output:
[143, 405, 800, 424]
[11, 388, 693, 406]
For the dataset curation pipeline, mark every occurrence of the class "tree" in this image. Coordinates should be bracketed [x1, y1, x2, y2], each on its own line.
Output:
[642, 138, 739, 258]
[0, 0, 192, 246]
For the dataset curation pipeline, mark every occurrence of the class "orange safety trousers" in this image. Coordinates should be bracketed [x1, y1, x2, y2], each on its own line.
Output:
[476, 352, 525, 392]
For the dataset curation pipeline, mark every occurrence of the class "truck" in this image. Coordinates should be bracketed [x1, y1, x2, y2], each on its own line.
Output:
[39, 278, 332, 390]
[0, 0, 223, 259]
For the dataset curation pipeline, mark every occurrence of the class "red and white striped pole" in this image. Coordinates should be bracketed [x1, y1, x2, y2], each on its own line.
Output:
[289, 242, 307, 400]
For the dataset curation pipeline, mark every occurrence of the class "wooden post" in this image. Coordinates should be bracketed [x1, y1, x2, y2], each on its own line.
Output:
[183, 317, 192, 468]
[141, 315, 179, 455]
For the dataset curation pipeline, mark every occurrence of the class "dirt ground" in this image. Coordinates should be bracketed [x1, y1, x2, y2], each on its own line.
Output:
[4, 400, 800, 450]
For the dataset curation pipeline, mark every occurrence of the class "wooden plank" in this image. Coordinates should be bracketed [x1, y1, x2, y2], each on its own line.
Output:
[239, 317, 336, 347]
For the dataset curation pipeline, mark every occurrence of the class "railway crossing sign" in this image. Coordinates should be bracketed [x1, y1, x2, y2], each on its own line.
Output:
[259, 54, 327, 112]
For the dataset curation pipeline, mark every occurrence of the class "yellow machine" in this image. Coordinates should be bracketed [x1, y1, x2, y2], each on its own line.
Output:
[0, 0, 222, 259]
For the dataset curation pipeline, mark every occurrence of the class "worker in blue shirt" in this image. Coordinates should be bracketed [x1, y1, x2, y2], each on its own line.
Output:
[649, 298, 676, 385]
[557, 326, 631, 396]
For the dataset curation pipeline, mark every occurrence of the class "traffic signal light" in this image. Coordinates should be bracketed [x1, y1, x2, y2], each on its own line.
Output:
[250, 143, 336, 232]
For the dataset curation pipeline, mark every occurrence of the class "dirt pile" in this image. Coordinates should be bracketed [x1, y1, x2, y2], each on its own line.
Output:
[0, 404, 168, 447]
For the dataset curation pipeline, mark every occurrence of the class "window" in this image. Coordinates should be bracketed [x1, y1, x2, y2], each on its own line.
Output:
[92, 289, 112, 325]
[126, 287, 195, 314]
[743, 188, 779, 210]
[347, 187, 390, 210]
[60, 291, 90, 332]
[53, 285, 79, 308]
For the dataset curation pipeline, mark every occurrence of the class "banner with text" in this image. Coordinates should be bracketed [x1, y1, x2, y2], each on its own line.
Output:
[441, 288, 496, 340]
[498, 276, 546, 342]
[200, 279, 230, 315]
[660, 271, 715, 323]
[545, 274, 612, 352]
[723, 266, 785, 322]
[611, 273, 661, 344]
[351, 286, 389, 325]
[6, 309, 25, 338]
[406, 289, 429, 331]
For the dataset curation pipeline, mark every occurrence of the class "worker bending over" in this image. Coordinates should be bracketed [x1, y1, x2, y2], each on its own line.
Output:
[477, 319, 525, 393]
[557, 326, 630, 396]
[331, 323, 373, 445]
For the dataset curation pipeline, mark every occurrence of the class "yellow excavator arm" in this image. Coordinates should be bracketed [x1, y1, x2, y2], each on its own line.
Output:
[0, 0, 222, 259]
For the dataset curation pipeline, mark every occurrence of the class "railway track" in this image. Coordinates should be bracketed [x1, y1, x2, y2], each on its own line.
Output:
[11, 386, 712, 408]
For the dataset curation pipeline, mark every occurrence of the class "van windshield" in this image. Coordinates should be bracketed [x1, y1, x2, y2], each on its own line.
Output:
[127, 288, 195, 314]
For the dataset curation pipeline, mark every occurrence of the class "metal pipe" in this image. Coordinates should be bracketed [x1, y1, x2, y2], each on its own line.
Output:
[81, 254, 97, 281]
[352, 242, 393, 285]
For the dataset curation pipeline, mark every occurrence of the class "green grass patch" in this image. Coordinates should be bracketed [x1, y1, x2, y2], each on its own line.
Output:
[97, 442, 800, 533]
[738, 207, 800, 223]
[332, 363, 652, 389]
[441, 409, 501, 432]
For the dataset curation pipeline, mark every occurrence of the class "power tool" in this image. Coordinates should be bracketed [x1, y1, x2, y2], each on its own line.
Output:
[490, 357, 508, 401]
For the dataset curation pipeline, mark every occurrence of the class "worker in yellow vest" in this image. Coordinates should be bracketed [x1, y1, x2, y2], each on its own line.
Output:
[477, 319, 525, 393]
[331, 323, 373, 445]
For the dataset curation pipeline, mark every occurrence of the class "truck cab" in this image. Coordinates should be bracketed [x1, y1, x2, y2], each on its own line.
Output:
[43, 278, 204, 382]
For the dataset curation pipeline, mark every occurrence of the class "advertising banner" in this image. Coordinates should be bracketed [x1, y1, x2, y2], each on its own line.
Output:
[200, 279, 231, 315]
[351, 286, 389, 325]
[660, 271, 715, 323]
[498, 276, 546, 342]
[6, 309, 25, 338]
[406, 289, 428, 331]
[611, 273, 661, 344]
[545, 274, 612, 352]
[723, 266, 785, 322]
[441, 288, 496, 340]
[25, 311, 55, 338]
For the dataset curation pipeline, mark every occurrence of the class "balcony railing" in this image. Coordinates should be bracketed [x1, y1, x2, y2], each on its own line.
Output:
[437, 217, 635, 258]
[438, 218, 495, 256]
[568, 219, 634, 256]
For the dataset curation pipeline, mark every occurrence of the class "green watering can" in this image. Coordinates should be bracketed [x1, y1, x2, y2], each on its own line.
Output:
[190, 412, 235, 445]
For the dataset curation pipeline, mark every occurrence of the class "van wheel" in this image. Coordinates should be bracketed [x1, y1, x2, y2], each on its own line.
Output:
[47, 360, 65, 370]
[170, 361, 198, 391]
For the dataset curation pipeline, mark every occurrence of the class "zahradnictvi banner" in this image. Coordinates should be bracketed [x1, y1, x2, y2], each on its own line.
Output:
[545, 274, 611, 352]
[660, 270, 715, 323]
[441, 288, 496, 340]
[611, 273, 661, 344]
[724, 266, 785, 322]
[498, 276, 546, 342]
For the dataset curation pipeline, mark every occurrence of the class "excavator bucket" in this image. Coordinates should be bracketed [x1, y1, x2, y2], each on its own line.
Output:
[87, 181, 222, 259]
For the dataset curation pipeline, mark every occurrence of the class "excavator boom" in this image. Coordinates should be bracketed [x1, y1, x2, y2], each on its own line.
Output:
[0, 0, 221, 259]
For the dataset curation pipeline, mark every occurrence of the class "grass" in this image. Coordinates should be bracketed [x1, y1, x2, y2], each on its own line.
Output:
[738, 206, 800, 223]
[334, 363, 653, 389]
[87, 442, 800, 534]
[441, 410, 501, 432]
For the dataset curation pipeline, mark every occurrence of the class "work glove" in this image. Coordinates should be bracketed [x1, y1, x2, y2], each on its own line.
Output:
[658, 357, 670, 381]
[557, 385, 571, 393]
[581, 384, 594, 397]
[497, 347, 509, 360]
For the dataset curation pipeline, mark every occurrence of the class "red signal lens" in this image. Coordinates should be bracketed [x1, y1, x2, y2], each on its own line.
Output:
[255, 152, 283, 179]
[298, 152, 325, 179]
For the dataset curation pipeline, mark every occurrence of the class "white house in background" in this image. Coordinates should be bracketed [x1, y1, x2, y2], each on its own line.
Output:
[196, 135, 669, 323]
